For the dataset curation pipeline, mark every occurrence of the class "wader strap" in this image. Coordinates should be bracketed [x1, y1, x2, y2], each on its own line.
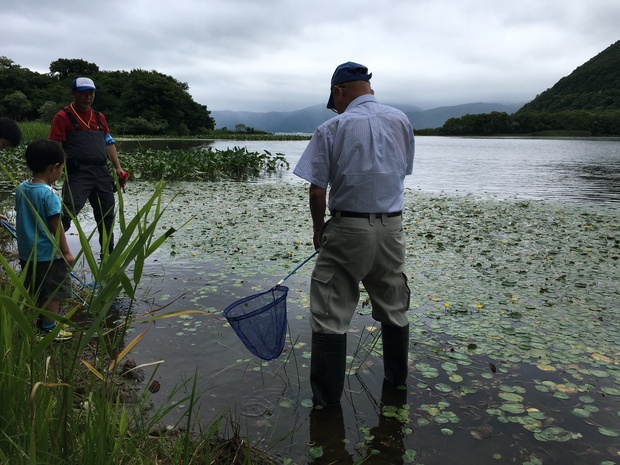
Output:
[63, 108, 104, 132]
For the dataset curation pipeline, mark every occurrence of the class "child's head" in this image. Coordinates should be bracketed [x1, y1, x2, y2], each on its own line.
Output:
[25, 139, 66, 175]
[0, 117, 22, 149]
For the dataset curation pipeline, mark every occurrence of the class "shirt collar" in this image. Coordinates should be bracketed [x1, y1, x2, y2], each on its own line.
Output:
[344, 94, 377, 113]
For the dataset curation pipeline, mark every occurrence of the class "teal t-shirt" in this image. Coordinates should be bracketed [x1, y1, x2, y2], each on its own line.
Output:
[15, 181, 62, 262]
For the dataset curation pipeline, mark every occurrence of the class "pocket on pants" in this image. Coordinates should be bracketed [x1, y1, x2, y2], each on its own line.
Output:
[310, 267, 334, 317]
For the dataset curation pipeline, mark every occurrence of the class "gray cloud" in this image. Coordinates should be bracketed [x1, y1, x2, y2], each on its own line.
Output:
[1, 0, 618, 111]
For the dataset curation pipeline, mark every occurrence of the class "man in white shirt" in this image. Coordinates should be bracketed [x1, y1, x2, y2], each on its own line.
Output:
[294, 61, 415, 407]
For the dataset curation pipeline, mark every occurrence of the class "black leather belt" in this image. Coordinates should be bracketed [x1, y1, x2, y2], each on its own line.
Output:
[333, 210, 402, 218]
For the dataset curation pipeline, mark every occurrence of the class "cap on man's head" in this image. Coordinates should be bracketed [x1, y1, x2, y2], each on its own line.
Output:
[71, 77, 96, 92]
[327, 61, 372, 110]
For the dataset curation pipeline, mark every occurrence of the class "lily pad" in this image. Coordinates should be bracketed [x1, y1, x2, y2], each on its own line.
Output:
[499, 392, 524, 403]
[534, 426, 578, 442]
[500, 403, 526, 414]
[571, 408, 591, 418]
[598, 427, 620, 437]
[308, 447, 323, 459]
[402, 449, 417, 463]
[601, 386, 620, 396]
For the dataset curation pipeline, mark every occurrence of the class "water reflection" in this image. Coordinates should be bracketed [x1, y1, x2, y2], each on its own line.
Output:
[363, 380, 409, 464]
[306, 381, 414, 463]
[308, 406, 353, 464]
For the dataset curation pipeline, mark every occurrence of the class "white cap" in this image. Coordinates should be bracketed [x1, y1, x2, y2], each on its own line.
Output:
[71, 77, 96, 92]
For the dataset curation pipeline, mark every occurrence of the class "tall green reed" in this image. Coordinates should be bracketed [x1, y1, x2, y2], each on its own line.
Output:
[0, 172, 216, 464]
[17, 121, 51, 143]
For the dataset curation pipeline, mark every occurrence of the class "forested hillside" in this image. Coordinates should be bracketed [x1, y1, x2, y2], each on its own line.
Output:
[432, 40, 620, 136]
[0, 57, 214, 135]
[518, 40, 620, 113]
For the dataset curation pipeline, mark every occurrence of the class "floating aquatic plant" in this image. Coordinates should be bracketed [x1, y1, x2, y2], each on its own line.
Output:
[75, 181, 620, 464]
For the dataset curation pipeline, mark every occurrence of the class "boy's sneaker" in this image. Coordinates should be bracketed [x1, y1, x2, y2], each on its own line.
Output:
[37, 327, 73, 342]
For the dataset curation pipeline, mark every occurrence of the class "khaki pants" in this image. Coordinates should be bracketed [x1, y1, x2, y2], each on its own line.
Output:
[309, 213, 410, 334]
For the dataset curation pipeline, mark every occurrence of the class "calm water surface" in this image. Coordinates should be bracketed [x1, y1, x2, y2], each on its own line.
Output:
[202, 136, 620, 203]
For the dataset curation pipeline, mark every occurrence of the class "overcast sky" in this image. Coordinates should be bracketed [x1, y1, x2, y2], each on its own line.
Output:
[2, 0, 618, 112]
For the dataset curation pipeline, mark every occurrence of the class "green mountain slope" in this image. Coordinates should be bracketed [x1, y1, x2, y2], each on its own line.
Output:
[518, 40, 620, 113]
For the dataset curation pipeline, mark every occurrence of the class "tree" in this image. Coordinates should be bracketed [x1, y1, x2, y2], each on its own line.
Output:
[0, 56, 21, 70]
[38, 101, 61, 122]
[49, 58, 100, 79]
[2, 91, 31, 120]
[0, 58, 214, 134]
[117, 69, 213, 135]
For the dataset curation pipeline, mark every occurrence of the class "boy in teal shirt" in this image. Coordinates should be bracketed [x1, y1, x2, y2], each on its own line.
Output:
[15, 139, 74, 340]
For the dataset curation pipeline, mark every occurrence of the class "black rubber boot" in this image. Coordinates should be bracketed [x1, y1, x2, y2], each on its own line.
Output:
[310, 332, 347, 407]
[381, 324, 410, 385]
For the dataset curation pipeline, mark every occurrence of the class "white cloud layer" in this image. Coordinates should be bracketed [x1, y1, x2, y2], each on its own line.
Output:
[1, 0, 618, 111]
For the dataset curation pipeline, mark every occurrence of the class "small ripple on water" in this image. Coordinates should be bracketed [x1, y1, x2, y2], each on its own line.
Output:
[237, 387, 296, 418]
[239, 398, 274, 418]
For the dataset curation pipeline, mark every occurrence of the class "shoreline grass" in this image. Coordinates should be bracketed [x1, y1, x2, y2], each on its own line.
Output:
[0, 169, 285, 463]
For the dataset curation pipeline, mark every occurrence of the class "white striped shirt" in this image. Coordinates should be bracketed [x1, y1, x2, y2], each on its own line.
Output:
[293, 94, 415, 213]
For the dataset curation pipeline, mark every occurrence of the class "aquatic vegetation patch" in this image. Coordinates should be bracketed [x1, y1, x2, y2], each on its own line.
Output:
[114, 182, 619, 463]
[122, 146, 289, 182]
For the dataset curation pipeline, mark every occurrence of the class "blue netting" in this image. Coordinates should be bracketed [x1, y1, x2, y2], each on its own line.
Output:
[223, 286, 288, 360]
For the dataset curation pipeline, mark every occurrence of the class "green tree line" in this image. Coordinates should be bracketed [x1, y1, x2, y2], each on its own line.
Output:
[0, 57, 214, 136]
[518, 40, 620, 114]
[423, 40, 620, 137]
[427, 109, 620, 136]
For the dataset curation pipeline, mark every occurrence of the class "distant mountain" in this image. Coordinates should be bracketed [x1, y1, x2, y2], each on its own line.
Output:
[405, 102, 523, 129]
[212, 101, 523, 133]
[211, 105, 334, 133]
[518, 40, 620, 113]
[210, 40, 618, 135]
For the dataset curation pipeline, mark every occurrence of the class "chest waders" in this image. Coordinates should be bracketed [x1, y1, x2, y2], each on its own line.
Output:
[61, 109, 115, 254]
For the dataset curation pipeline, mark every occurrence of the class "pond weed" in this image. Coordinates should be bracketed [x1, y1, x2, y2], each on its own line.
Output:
[115, 182, 620, 464]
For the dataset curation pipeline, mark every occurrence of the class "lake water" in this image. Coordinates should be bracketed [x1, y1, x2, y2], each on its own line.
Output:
[5, 136, 620, 204]
[3, 137, 620, 464]
[202, 136, 620, 203]
[112, 137, 620, 464]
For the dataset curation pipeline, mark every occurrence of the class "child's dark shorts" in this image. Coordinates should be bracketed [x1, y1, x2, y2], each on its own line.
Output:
[20, 259, 72, 300]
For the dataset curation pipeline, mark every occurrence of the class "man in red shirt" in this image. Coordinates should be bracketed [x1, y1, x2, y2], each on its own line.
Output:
[49, 77, 127, 256]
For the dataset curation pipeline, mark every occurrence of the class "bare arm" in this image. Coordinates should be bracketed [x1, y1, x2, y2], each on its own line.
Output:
[48, 214, 74, 265]
[309, 184, 327, 250]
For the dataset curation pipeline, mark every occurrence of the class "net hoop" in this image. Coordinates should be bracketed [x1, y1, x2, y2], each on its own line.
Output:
[223, 285, 288, 360]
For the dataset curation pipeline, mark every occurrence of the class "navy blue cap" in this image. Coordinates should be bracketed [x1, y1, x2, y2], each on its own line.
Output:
[327, 61, 372, 110]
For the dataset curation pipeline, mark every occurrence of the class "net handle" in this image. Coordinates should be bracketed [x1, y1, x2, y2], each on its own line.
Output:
[274, 250, 318, 287]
